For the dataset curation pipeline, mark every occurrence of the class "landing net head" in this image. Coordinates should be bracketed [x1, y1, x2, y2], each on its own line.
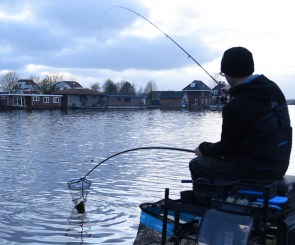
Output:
[67, 178, 91, 213]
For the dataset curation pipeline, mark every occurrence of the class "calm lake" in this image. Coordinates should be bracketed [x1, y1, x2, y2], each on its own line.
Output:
[1, 107, 295, 244]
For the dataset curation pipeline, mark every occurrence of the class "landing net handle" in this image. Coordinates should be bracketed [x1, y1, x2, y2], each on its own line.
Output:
[67, 178, 92, 203]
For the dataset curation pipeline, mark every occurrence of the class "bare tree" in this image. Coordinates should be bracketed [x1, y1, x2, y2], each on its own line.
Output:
[0, 71, 19, 93]
[29, 75, 41, 84]
[144, 80, 157, 94]
[137, 86, 144, 94]
[38, 74, 63, 94]
[144, 80, 158, 103]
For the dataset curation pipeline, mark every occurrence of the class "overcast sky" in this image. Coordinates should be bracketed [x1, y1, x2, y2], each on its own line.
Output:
[1, 0, 294, 98]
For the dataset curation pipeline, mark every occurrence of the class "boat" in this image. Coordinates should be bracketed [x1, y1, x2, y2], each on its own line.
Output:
[133, 175, 295, 245]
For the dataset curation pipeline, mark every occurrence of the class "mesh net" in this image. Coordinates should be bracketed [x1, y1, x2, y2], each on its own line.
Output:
[68, 178, 91, 213]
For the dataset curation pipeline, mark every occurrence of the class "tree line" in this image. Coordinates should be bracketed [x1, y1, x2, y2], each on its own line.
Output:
[0, 71, 158, 95]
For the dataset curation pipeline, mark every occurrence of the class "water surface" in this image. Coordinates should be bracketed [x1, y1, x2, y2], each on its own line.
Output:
[1, 107, 295, 244]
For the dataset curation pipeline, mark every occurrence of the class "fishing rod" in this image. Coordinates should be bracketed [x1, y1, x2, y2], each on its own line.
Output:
[101, 5, 220, 85]
[68, 146, 195, 213]
[82, 146, 195, 179]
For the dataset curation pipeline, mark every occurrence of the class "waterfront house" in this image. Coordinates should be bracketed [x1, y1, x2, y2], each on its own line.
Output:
[0, 93, 62, 109]
[158, 91, 188, 108]
[0, 79, 62, 109]
[182, 80, 212, 109]
[107, 94, 146, 109]
[54, 89, 107, 108]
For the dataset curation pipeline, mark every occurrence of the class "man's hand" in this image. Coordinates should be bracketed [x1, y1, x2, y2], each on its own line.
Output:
[195, 147, 203, 157]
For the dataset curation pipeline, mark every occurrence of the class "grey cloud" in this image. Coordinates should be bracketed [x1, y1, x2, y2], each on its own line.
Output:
[0, 0, 217, 75]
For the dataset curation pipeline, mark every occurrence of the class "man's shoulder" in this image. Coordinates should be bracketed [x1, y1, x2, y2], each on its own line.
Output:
[223, 94, 263, 118]
[222, 97, 244, 116]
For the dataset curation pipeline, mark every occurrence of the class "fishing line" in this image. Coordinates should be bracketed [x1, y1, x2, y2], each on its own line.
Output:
[100, 5, 219, 85]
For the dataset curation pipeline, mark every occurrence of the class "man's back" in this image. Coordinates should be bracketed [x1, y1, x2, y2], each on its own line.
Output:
[223, 75, 292, 179]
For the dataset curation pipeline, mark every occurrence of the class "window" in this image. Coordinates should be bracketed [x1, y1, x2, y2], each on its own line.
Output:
[33, 96, 40, 101]
[43, 97, 49, 103]
[53, 97, 60, 103]
[212, 90, 218, 96]
[195, 99, 198, 104]
[1, 96, 6, 99]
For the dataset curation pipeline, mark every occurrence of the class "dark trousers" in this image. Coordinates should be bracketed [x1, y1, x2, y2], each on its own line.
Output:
[189, 156, 237, 182]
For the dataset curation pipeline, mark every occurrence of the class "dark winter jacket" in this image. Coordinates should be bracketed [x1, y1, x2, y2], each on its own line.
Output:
[199, 75, 292, 180]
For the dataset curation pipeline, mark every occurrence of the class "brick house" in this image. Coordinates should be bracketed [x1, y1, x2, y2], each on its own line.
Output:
[0, 79, 62, 109]
[0, 93, 62, 109]
[182, 80, 212, 109]
[158, 91, 188, 108]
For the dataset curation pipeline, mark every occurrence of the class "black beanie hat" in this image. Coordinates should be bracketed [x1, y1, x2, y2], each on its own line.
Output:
[221, 47, 254, 77]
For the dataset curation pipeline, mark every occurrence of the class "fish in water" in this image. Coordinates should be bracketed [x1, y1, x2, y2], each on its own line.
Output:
[75, 201, 85, 214]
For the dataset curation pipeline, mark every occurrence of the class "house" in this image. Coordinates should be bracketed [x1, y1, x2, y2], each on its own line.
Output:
[0, 93, 62, 109]
[0, 79, 62, 109]
[182, 80, 212, 109]
[13, 79, 41, 94]
[107, 94, 146, 109]
[54, 89, 107, 108]
[158, 91, 188, 108]
[54, 81, 83, 91]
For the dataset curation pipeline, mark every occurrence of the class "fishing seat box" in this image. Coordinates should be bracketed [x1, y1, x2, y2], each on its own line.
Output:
[186, 178, 278, 207]
[231, 176, 295, 205]
[181, 176, 295, 216]
[232, 179, 277, 202]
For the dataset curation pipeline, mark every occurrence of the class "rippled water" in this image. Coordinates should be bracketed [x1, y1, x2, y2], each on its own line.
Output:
[0, 107, 295, 244]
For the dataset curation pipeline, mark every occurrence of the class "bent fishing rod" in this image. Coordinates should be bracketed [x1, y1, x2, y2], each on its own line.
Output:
[82, 146, 195, 179]
[101, 6, 219, 85]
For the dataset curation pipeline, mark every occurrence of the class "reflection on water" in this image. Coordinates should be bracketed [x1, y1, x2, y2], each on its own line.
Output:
[0, 107, 295, 244]
[66, 209, 91, 243]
